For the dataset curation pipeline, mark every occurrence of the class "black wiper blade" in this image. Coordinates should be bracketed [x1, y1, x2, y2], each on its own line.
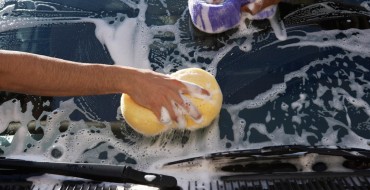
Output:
[0, 158, 177, 189]
[164, 145, 370, 166]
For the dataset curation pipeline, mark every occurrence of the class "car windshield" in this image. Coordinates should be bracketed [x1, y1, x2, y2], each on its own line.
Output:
[1, 0, 370, 187]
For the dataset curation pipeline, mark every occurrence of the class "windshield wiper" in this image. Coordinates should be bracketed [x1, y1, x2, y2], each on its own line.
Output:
[163, 145, 370, 172]
[0, 157, 177, 189]
[165, 145, 370, 161]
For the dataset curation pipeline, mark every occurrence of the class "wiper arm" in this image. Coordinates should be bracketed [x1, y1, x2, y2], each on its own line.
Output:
[0, 157, 177, 189]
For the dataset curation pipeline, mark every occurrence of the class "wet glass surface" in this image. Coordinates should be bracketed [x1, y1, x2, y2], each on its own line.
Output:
[1, 0, 370, 171]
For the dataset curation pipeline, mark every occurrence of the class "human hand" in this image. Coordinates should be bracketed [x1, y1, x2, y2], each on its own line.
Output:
[241, 0, 281, 15]
[125, 69, 210, 126]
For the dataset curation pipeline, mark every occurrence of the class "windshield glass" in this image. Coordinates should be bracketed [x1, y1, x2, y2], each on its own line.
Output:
[1, 0, 370, 186]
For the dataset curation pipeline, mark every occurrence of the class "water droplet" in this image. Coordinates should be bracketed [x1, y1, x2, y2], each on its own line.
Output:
[51, 147, 63, 159]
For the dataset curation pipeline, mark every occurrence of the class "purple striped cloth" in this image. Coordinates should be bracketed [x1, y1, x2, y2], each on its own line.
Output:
[189, 0, 277, 33]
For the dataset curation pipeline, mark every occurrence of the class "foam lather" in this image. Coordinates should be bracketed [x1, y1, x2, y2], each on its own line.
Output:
[121, 68, 223, 136]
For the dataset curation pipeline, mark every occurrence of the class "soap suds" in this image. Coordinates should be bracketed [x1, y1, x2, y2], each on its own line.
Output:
[144, 175, 156, 182]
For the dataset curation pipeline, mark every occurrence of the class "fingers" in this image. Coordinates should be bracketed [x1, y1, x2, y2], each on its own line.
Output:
[177, 80, 209, 121]
[158, 95, 201, 127]
[172, 101, 187, 128]
[241, 0, 281, 15]
[159, 107, 171, 124]
[241, 5, 252, 14]
[155, 92, 202, 127]
[169, 87, 202, 120]
[154, 93, 185, 126]
[150, 77, 209, 127]
[181, 80, 210, 98]
[130, 71, 208, 128]
[179, 94, 201, 120]
[163, 100, 178, 124]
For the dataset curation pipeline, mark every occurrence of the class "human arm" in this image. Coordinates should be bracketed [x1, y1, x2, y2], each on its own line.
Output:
[0, 50, 207, 122]
[0, 50, 136, 96]
[241, 0, 281, 15]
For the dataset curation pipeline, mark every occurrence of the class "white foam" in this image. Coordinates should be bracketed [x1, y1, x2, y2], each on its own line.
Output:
[281, 102, 289, 112]
[292, 116, 301, 125]
[279, 29, 370, 55]
[265, 111, 271, 123]
[291, 94, 308, 112]
[0, 5, 84, 33]
[361, 1, 370, 11]
[160, 107, 172, 124]
[0, 100, 34, 133]
[86, 17, 151, 69]
[0, 1, 4, 9]
[128, 185, 158, 190]
[268, 11, 287, 41]
[28, 174, 64, 190]
[144, 174, 156, 182]
[27, 173, 96, 190]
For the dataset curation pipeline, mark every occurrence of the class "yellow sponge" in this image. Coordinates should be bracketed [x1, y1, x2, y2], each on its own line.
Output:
[120, 68, 223, 136]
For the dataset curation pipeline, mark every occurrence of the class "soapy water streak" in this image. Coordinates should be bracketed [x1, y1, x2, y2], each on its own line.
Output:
[279, 29, 370, 54]
[361, 1, 370, 11]
[1, 0, 370, 188]
[224, 52, 370, 150]
[221, 28, 370, 149]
